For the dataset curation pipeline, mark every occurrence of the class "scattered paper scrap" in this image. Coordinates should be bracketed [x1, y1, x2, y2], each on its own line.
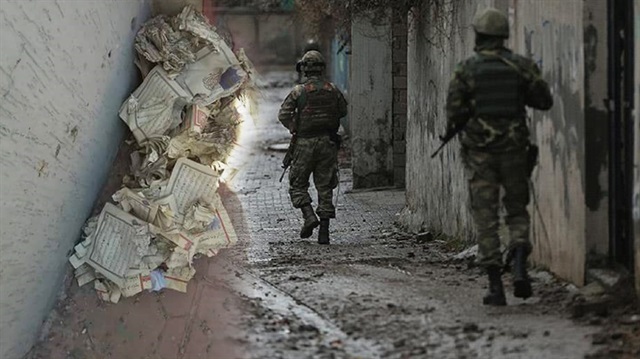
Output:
[69, 5, 253, 304]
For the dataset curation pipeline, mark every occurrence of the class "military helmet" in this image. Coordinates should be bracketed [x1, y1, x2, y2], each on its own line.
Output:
[301, 50, 325, 73]
[303, 39, 320, 53]
[472, 8, 509, 38]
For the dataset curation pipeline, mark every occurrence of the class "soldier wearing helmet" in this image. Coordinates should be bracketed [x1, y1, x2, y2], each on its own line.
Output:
[443, 8, 553, 305]
[279, 50, 348, 245]
[296, 39, 322, 83]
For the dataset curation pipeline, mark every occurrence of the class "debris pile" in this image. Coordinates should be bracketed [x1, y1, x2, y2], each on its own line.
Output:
[69, 6, 256, 303]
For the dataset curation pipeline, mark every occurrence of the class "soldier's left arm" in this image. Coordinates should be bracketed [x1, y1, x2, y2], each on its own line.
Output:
[445, 62, 472, 133]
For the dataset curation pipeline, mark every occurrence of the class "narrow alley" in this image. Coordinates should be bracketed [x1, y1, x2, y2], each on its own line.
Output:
[28, 77, 618, 359]
[2, 1, 640, 359]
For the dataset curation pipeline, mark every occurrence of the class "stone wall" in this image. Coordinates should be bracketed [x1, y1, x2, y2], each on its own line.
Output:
[0, 1, 150, 357]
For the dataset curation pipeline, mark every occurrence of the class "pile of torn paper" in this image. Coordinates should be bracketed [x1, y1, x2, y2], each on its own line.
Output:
[69, 6, 256, 303]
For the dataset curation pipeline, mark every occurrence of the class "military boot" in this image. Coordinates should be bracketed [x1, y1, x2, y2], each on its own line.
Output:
[317, 219, 330, 245]
[483, 266, 507, 306]
[300, 205, 320, 239]
[512, 246, 533, 299]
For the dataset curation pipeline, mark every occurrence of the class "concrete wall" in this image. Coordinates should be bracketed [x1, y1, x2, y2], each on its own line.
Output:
[508, 0, 587, 284]
[0, 1, 150, 358]
[392, 6, 408, 188]
[402, 0, 591, 284]
[350, 13, 394, 189]
[401, 0, 493, 237]
[634, 0, 640, 300]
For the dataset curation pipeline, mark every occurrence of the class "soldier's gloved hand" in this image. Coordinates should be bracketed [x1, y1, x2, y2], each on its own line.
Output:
[439, 135, 446, 142]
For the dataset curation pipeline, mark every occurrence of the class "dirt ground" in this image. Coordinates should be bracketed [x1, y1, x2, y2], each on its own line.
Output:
[27, 73, 640, 359]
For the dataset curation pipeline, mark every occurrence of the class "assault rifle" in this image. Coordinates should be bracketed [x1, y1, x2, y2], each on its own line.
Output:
[430, 122, 467, 158]
[279, 133, 297, 182]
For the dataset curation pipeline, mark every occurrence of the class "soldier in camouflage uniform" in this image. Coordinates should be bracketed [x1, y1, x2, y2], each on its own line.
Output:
[279, 50, 348, 244]
[444, 8, 553, 305]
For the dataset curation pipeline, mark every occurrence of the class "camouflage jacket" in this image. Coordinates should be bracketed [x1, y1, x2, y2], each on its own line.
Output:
[278, 76, 348, 135]
[445, 46, 553, 152]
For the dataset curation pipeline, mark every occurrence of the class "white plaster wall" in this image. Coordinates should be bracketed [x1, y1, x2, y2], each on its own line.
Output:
[0, 1, 150, 358]
[401, 0, 493, 237]
[350, 12, 394, 188]
[403, 0, 588, 285]
[509, 0, 586, 284]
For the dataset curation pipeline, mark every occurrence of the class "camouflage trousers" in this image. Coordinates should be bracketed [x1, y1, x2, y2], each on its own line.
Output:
[289, 136, 339, 219]
[462, 147, 532, 268]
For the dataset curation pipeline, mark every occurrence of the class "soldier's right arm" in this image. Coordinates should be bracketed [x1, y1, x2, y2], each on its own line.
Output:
[278, 86, 302, 132]
[521, 59, 553, 111]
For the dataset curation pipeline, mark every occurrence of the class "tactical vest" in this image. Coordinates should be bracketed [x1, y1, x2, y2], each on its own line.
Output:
[296, 80, 340, 137]
[471, 52, 524, 118]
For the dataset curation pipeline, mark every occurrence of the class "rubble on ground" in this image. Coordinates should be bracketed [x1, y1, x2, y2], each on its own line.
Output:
[68, 6, 257, 303]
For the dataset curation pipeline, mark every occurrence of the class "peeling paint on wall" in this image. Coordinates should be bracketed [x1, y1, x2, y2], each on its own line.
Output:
[510, 0, 586, 285]
[0, 1, 150, 358]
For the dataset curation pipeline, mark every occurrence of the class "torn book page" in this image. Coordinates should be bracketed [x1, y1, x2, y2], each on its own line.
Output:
[183, 104, 210, 135]
[175, 46, 247, 106]
[130, 149, 169, 187]
[175, 5, 225, 48]
[195, 194, 238, 255]
[182, 201, 216, 233]
[134, 14, 197, 74]
[236, 48, 258, 86]
[165, 247, 191, 269]
[140, 179, 169, 201]
[74, 264, 97, 287]
[83, 203, 154, 288]
[164, 266, 196, 293]
[166, 131, 233, 166]
[120, 272, 153, 297]
[161, 158, 219, 215]
[135, 5, 224, 76]
[157, 228, 199, 257]
[119, 66, 191, 145]
[112, 188, 159, 223]
[153, 194, 180, 231]
[95, 280, 122, 304]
